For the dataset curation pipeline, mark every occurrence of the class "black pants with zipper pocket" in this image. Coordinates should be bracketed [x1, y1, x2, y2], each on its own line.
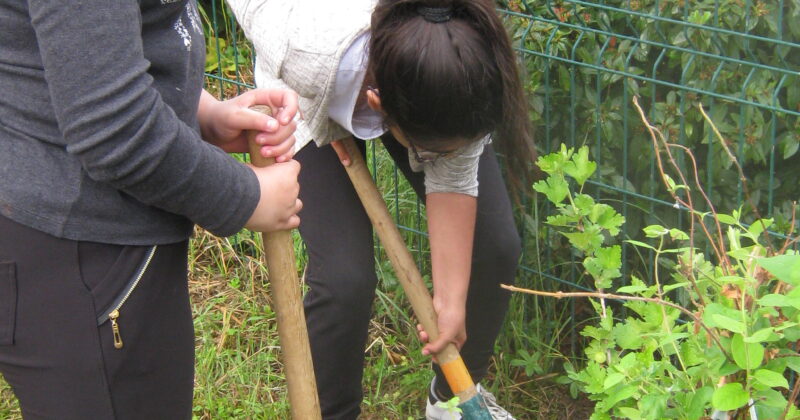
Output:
[296, 137, 520, 419]
[0, 214, 194, 420]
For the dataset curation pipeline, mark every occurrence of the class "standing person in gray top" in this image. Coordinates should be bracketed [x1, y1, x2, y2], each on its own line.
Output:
[228, 0, 536, 418]
[0, 0, 302, 418]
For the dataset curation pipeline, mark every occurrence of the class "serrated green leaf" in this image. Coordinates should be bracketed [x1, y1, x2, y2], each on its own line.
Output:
[603, 372, 625, 390]
[545, 214, 575, 227]
[579, 361, 607, 393]
[597, 246, 622, 268]
[638, 393, 667, 419]
[616, 352, 638, 373]
[590, 204, 625, 236]
[753, 368, 789, 389]
[581, 325, 610, 340]
[563, 227, 603, 253]
[731, 333, 764, 370]
[602, 384, 638, 412]
[600, 309, 614, 331]
[589, 411, 612, 420]
[573, 194, 596, 216]
[535, 147, 570, 175]
[563, 146, 597, 186]
[584, 257, 604, 281]
[717, 214, 738, 225]
[712, 383, 749, 411]
[533, 175, 570, 206]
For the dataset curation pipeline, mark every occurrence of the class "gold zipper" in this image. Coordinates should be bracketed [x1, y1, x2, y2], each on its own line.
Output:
[109, 309, 123, 349]
[106, 246, 157, 350]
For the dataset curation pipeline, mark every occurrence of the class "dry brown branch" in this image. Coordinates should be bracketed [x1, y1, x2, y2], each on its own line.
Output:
[779, 201, 799, 255]
[697, 104, 776, 255]
[782, 355, 800, 420]
[500, 284, 733, 362]
[632, 96, 731, 304]
[636, 97, 733, 273]
[631, 98, 703, 259]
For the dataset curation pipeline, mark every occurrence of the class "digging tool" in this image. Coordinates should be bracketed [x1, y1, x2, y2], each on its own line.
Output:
[247, 105, 321, 420]
[336, 137, 492, 419]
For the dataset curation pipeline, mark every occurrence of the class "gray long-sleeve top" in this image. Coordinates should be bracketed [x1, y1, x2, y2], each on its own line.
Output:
[0, 0, 260, 245]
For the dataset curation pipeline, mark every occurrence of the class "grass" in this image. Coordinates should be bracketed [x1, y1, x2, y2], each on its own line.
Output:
[0, 142, 591, 419]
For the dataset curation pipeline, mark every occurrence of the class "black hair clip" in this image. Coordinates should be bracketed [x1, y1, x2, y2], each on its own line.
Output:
[417, 5, 452, 23]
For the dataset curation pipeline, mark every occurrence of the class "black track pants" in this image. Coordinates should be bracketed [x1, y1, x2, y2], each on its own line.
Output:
[296, 137, 521, 420]
[0, 214, 194, 420]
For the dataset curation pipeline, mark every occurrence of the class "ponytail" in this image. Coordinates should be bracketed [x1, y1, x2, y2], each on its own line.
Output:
[369, 0, 537, 201]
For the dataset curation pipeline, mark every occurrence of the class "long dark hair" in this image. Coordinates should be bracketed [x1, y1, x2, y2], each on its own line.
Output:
[368, 0, 536, 200]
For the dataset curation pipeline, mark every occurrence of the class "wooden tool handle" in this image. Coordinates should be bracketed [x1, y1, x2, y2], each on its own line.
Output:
[247, 105, 321, 420]
[338, 137, 478, 401]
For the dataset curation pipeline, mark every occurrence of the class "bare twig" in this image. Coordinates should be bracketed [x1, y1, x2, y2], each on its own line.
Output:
[697, 104, 775, 255]
[664, 140, 731, 267]
[644, 98, 732, 272]
[779, 201, 799, 255]
[631, 98, 704, 259]
[500, 284, 732, 362]
[632, 96, 729, 304]
[782, 355, 800, 420]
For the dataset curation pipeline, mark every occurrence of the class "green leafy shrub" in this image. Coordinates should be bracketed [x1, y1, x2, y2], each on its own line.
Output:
[513, 117, 800, 418]
[499, 0, 799, 294]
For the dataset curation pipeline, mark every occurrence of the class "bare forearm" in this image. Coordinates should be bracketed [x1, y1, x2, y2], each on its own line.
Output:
[426, 192, 477, 310]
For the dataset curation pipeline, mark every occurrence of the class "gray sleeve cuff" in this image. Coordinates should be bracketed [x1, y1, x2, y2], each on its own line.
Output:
[417, 135, 489, 197]
[118, 124, 261, 238]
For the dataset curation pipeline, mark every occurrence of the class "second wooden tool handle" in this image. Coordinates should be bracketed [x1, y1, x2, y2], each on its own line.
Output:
[338, 137, 478, 401]
[247, 105, 321, 420]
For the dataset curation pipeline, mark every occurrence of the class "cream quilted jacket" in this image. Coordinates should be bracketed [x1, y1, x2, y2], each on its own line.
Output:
[228, 0, 488, 196]
[227, 0, 376, 151]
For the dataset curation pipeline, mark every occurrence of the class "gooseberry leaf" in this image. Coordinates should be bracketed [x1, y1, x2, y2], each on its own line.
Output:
[563, 146, 597, 186]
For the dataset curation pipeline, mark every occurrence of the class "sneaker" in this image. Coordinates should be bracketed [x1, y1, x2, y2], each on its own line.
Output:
[425, 378, 517, 420]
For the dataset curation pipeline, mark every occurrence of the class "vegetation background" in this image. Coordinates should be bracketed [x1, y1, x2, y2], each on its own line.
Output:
[1, 0, 797, 418]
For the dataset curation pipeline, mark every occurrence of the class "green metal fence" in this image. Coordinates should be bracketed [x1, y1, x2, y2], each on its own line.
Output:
[493, 0, 799, 357]
[496, 0, 798, 297]
[201, 0, 799, 355]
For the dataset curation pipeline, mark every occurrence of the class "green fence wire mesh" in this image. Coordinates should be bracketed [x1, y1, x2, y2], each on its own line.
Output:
[496, 0, 799, 356]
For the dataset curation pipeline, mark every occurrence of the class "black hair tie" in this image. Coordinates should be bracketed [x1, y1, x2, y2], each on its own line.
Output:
[417, 5, 453, 23]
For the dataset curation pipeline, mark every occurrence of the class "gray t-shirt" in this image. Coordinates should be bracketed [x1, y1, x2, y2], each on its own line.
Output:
[0, 0, 260, 245]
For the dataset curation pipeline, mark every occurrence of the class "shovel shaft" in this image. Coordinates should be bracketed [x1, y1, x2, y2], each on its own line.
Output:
[338, 137, 479, 402]
[248, 106, 321, 420]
